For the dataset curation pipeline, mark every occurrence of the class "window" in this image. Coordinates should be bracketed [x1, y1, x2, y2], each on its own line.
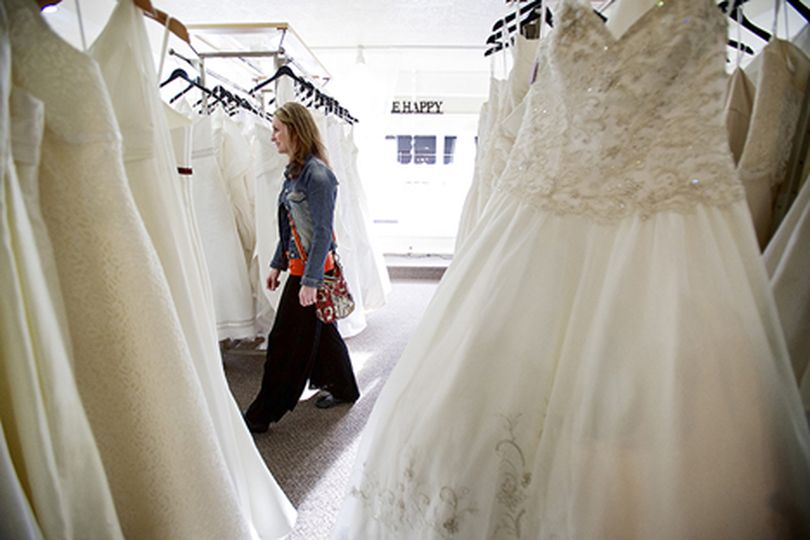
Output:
[414, 136, 436, 164]
[385, 134, 457, 166]
[444, 136, 457, 164]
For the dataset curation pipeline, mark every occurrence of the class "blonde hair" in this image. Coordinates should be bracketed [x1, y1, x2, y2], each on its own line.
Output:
[275, 102, 329, 176]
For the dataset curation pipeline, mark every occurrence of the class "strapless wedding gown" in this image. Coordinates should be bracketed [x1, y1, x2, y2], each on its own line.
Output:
[335, 1, 810, 538]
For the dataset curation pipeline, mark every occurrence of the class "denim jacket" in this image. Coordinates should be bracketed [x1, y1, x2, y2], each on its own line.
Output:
[271, 155, 337, 288]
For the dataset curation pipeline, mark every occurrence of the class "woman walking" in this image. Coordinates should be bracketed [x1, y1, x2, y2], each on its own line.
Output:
[245, 102, 360, 434]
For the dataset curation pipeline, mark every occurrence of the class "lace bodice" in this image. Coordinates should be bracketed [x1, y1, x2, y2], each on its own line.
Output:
[497, 0, 744, 221]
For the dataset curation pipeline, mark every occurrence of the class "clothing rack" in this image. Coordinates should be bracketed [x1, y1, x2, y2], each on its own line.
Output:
[160, 67, 272, 121]
[162, 23, 356, 123]
[183, 22, 333, 117]
[161, 68, 221, 104]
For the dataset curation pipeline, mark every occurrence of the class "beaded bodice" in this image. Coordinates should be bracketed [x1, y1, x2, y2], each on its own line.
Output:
[497, 0, 744, 221]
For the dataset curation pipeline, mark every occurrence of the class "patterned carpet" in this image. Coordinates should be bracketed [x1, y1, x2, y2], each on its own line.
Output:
[223, 277, 439, 540]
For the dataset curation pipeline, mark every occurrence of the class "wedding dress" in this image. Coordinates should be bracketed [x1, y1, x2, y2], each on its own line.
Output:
[2, 10, 122, 536]
[455, 74, 506, 251]
[338, 126, 391, 310]
[314, 110, 368, 337]
[457, 36, 540, 252]
[216, 112, 257, 267]
[0, 419, 42, 540]
[335, 1, 810, 538]
[764, 174, 810, 411]
[251, 116, 288, 320]
[191, 111, 257, 339]
[90, 3, 296, 538]
[164, 101, 223, 335]
[215, 110, 273, 336]
[724, 67, 755, 167]
[7, 0, 261, 536]
[236, 112, 276, 335]
[737, 38, 810, 248]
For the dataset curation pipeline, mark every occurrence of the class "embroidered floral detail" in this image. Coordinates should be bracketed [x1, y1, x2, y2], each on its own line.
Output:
[351, 413, 555, 538]
[351, 453, 477, 538]
[494, 414, 533, 538]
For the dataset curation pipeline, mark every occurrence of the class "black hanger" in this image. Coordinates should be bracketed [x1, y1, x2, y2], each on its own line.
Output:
[491, 1, 542, 34]
[484, 2, 536, 56]
[213, 86, 240, 114]
[485, 8, 553, 56]
[249, 64, 302, 96]
[727, 38, 755, 56]
[209, 85, 268, 118]
[159, 67, 194, 89]
[787, 0, 810, 23]
[486, 4, 552, 46]
[159, 68, 226, 106]
[720, 0, 772, 42]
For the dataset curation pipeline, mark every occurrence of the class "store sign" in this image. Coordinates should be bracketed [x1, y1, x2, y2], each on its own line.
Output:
[391, 100, 444, 114]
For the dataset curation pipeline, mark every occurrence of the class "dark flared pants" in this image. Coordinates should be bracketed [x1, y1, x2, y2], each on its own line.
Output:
[245, 274, 360, 425]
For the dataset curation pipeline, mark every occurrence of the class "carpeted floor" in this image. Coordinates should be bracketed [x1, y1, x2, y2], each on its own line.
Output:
[223, 276, 439, 540]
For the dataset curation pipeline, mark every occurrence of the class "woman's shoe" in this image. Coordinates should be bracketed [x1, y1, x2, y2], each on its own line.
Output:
[315, 394, 350, 409]
[244, 415, 270, 434]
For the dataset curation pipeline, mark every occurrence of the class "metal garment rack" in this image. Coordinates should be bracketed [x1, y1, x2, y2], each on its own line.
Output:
[185, 22, 332, 115]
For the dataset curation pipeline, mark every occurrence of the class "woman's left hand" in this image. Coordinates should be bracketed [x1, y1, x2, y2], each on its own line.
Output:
[299, 285, 318, 307]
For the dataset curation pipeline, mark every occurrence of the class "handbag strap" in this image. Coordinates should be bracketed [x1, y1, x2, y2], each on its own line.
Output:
[285, 209, 337, 266]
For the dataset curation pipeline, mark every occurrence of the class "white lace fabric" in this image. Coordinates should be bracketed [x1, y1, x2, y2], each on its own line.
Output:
[497, 0, 744, 222]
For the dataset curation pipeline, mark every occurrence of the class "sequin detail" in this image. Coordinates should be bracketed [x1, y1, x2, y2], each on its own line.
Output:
[496, 0, 744, 222]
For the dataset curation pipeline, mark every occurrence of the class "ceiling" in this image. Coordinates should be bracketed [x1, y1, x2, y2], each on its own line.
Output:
[168, 0, 504, 49]
[45, 0, 505, 52]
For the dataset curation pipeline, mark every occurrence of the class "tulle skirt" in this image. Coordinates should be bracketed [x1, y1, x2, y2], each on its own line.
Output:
[335, 189, 810, 539]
